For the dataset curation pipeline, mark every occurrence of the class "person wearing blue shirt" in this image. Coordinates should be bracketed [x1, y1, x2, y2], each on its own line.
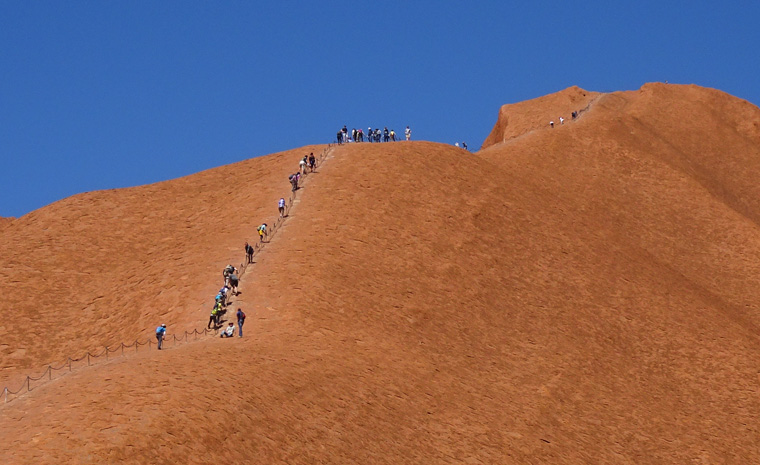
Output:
[155, 324, 167, 350]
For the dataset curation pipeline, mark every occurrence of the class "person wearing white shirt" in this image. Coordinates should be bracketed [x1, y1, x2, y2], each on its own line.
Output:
[220, 323, 235, 338]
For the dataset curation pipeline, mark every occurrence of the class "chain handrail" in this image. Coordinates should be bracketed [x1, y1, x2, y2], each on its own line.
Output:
[2, 144, 335, 405]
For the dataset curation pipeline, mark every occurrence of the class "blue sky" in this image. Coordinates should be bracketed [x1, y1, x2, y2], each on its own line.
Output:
[2, 1, 759, 217]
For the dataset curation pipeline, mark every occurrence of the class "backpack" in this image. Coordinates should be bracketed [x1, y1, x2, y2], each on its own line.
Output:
[238, 311, 246, 319]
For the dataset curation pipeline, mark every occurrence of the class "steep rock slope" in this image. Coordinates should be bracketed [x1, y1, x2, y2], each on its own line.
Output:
[482, 85, 600, 149]
[0, 145, 326, 381]
[2, 84, 760, 464]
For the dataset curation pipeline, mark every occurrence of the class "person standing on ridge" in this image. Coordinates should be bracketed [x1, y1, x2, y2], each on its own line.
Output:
[405, 126, 411, 141]
[390, 129, 396, 141]
[156, 324, 167, 350]
[236, 308, 246, 337]
[278, 197, 286, 218]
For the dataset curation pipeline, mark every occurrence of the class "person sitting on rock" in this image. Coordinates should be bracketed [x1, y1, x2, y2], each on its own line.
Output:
[220, 322, 235, 338]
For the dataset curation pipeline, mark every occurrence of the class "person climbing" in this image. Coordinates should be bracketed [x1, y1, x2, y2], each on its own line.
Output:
[308, 153, 316, 172]
[213, 298, 225, 322]
[462, 142, 468, 150]
[550, 121, 554, 128]
[229, 273, 239, 295]
[208, 305, 218, 329]
[236, 308, 246, 338]
[245, 242, 254, 264]
[559, 116, 565, 125]
[278, 197, 286, 218]
[155, 324, 167, 350]
[289, 173, 298, 191]
[300, 156, 307, 174]
[218, 285, 230, 306]
[223, 264, 236, 285]
[405, 126, 411, 141]
[257, 223, 268, 243]
[220, 322, 235, 338]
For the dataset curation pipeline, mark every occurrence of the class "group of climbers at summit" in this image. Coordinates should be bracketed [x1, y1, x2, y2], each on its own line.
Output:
[336, 125, 411, 144]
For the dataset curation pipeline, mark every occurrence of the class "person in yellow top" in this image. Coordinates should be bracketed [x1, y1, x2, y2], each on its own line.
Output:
[257, 223, 268, 243]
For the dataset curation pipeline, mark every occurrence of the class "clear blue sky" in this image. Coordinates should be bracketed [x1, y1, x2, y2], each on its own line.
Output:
[2, 1, 759, 217]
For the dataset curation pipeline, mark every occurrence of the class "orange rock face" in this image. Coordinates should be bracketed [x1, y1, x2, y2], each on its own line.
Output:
[1, 84, 759, 464]
[481, 85, 600, 149]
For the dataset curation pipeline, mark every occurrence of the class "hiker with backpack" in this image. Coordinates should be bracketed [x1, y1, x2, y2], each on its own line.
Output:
[289, 173, 298, 191]
[236, 308, 246, 337]
[223, 264, 236, 286]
